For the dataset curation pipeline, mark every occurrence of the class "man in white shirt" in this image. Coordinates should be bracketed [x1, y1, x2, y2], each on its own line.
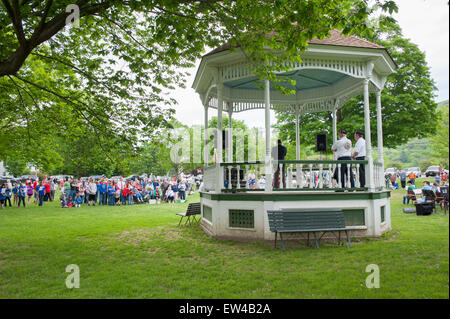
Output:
[331, 129, 354, 188]
[351, 130, 366, 187]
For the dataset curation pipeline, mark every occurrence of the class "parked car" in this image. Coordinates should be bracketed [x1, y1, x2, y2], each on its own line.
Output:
[385, 167, 398, 177]
[89, 175, 104, 181]
[126, 174, 142, 181]
[0, 175, 16, 184]
[406, 167, 421, 177]
[19, 174, 38, 182]
[425, 166, 441, 177]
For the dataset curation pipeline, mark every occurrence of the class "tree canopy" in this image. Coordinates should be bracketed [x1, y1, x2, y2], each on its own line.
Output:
[1, 0, 398, 172]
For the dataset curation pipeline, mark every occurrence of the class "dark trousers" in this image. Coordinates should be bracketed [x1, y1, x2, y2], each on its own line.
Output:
[99, 192, 107, 205]
[335, 157, 355, 188]
[5, 197, 11, 207]
[179, 190, 186, 200]
[274, 164, 286, 189]
[401, 180, 406, 189]
[39, 194, 44, 206]
[355, 156, 365, 187]
[18, 196, 25, 207]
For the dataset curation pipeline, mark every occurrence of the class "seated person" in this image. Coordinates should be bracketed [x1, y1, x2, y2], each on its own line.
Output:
[403, 181, 416, 205]
[74, 194, 83, 207]
[67, 196, 74, 207]
[134, 189, 144, 203]
[417, 181, 433, 203]
[60, 195, 67, 208]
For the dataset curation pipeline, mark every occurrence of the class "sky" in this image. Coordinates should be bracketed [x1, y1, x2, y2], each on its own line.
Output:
[168, 0, 449, 128]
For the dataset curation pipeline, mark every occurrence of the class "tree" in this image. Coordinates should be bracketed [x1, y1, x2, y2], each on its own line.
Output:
[274, 19, 437, 152]
[4, 157, 28, 176]
[429, 104, 449, 168]
[1, 1, 398, 166]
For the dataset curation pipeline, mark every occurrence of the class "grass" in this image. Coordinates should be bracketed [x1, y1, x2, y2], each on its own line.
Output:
[0, 178, 448, 299]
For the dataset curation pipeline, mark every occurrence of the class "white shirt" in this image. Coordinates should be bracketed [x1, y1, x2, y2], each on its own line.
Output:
[353, 137, 366, 157]
[331, 136, 352, 158]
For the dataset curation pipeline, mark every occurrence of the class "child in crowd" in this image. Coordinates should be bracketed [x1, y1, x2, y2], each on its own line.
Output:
[12, 184, 19, 206]
[26, 182, 33, 204]
[18, 183, 26, 207]
[108, 183, 116, 206]
[0, 184, 7, 209]
[74, 194, 82, 207]
[115, 188, 121, 206]
[33, 180, 39, 205]
[134, 189, 143, 203]
[60, 195, 67, 208]
[4, 183, 11, 207]
[38, 181, 46, 206]
[165, 185, 174, 203]
[67, 196, 74, 207]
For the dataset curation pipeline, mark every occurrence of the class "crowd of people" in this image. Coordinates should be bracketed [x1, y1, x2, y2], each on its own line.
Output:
[0, 175, 198, 209]
[386, 169, 448, 190]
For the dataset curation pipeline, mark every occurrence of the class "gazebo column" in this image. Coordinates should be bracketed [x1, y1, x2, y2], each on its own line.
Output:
[332, 100, 338, 160]
[227, 104, 233, 162]
[204, 104, 209, 166]
[295, 109, 300, 160]
[295, 109, 300, 188]
[363, 79, 375, 191]
[376, 90, 384, 163]
[215, 78, 224, 192]
[264, 79, 272, 192]
[376, 90, 385, 189]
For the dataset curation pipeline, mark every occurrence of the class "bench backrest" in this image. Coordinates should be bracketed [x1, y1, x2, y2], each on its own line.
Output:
[407, 189, 416, 199]
[186, 202, 201, 215]
[267, 209, 346, 232]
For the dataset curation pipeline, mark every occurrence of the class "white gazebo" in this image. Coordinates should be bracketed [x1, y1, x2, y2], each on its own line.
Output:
[192, 30, 396, 241]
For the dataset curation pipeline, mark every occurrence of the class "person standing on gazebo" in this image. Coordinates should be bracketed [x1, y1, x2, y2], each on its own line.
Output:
[351, 130, 366, 188]
[331, 129, 354, 189]
[272, 139, 287, 189]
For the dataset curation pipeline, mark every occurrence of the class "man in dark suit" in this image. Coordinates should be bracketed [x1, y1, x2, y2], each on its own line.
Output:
[272, 139, 287, 189]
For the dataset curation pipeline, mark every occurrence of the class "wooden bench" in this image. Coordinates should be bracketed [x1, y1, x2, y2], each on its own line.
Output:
[267, 209, 352, 251]
[176, 202, 201, 226]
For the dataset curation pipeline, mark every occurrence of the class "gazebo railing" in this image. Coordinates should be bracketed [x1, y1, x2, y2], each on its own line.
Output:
[216, 160, 369, 192]
[374, 161, 385, 190]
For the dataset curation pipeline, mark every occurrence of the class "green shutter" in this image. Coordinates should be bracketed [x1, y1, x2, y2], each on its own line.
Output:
[202, 205, 212, 222]
[343, 209, 365, 226]
[381, 206, 385, 223]
[229, 209, 254, 228]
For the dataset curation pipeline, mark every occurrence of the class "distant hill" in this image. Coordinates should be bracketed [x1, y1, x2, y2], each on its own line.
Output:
[383, 99, 448, 170]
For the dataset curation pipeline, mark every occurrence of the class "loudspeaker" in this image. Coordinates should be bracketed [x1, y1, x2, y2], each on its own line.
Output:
[213, 130, 227, 149]
[315, 134, 327, 152]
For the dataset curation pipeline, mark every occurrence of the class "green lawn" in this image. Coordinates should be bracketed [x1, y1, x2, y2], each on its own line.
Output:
[0, 179, 448, 299]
